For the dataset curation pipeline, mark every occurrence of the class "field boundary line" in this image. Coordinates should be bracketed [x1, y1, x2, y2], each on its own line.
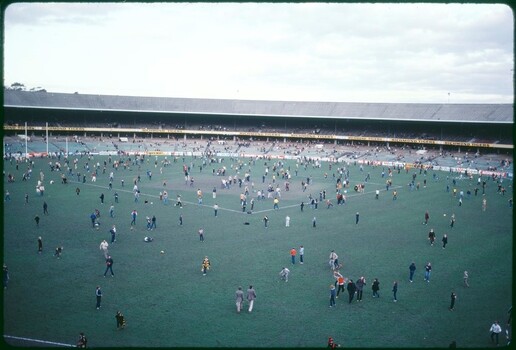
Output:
[4, 335, 76, 347]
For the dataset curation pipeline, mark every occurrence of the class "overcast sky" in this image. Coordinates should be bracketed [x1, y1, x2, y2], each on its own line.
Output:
[4, 2, 514, 103]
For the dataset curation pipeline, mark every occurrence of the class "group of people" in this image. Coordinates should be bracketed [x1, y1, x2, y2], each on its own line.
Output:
[3, 146, 512, 348]
[235, 285, 257, 313]
[329, 274, 384, 307]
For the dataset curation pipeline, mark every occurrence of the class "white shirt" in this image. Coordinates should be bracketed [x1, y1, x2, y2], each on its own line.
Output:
[299, 247, 304, 255]
[99, 241, 109, 250]
[490, 323, 502, 333]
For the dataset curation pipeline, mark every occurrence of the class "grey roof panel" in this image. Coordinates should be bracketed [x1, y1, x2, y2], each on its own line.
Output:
[4, 90, 513, 123]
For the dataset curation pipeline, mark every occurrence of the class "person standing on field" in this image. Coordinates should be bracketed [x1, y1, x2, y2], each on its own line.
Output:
[428, 229, 436, 246]
[329, 284, 336, 308]
[95, 286, 102, 309]
[290, 248, 297, 264]
[449, 291, 456, 311]
[463, 271, 469, 287]
[247, 285, 257, 312]
[299, 246, 304, 264]
[372, 278, 380, 297]
[424, 262, 432, 282]
[356, 276, 366, 301]
[104, 256, 114, 277]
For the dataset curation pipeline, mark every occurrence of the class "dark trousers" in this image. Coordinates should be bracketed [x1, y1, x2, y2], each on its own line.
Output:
[357, 289, 363, 300]
[491, 332, 499, 344]
[96, 296, 101, 308]
[348, 292, 355, 303]
[337, 285, 345, 296]
[104, 265, 114, 276]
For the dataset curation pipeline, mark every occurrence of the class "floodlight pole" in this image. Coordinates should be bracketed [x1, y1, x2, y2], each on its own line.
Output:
[46, 122, 49, 155]
[25, 122, 28, 158]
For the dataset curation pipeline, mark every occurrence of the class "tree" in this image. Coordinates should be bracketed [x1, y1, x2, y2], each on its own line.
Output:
[7, 82, 26, 91]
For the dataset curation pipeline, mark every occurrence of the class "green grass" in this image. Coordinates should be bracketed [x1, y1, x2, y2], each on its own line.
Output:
[2, 156, 513, 348]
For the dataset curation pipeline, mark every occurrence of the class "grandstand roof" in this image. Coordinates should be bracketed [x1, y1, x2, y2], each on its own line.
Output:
[4, 90, 513, 124]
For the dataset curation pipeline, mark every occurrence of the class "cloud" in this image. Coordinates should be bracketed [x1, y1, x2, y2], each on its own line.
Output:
[4, 3, 513, 103]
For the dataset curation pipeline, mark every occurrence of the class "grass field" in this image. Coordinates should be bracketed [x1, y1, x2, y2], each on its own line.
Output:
[2, 155, 513, 348]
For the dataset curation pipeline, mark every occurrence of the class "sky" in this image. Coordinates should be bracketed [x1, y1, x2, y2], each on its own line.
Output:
[4, 2, 514, 104]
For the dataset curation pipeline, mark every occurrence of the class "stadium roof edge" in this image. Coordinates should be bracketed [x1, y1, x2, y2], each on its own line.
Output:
[3, 90, 514, 124]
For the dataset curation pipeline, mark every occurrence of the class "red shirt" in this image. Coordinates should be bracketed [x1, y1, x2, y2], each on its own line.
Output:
[290, 249, 296, 256]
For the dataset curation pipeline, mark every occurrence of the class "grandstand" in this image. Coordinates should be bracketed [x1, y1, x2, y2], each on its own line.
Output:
[3, 90, 513, 162]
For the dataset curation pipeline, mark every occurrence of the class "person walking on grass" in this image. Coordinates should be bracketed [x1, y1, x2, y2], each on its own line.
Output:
[463, 271, 469, 287]
[409, 262, 416, 282]
[34, 215, 40, 227]
[115, 311, 126, 329]
[95, 286, 102, 309]
[38, 236, 43, 253]
[99, 240, 109, 259]
[235, 286, 244, 313]
[54, 246, 63, 259]
[392, 281, 398, 302]
[110, 225, 117, 243]
[130, 210, 137, 228]
[198, 228, 204, 242]
[201, 256, 211, 276]
[428, 229, 436, 246]
[299, 246, 304, 264]
[247, 285, 257, 312]
[490, 321, 502, 345]
[329, 250, 339, 270]
[442, 234, 448, 249]
[347, 279, 357, 303]
[335, 273, 345, 298]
